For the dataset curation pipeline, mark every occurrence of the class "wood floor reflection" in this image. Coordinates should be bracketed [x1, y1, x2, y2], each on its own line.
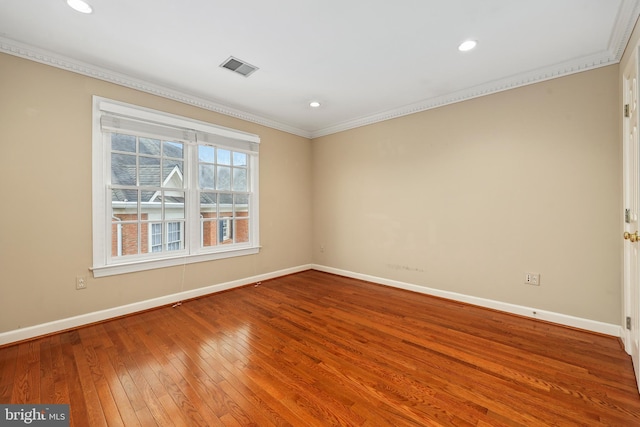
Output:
[1, 270, 639, 426]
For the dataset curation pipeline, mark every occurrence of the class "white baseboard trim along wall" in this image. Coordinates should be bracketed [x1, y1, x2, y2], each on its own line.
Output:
[311, 264, 623, 338]
[0, 264, 313, 346]
[0, 264, 622, 346]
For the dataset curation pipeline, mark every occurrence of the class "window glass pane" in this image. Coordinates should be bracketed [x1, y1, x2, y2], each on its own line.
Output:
[219, 218, 233, 244]
[112, 188, 139, 256]
[141, 191, 161, 223]
[201, 220, 217, 247]
[199, 164, 215, 189]
[111, 223, 121, 257]
[167, 222, 183, 251]
[199, 145, 214, 163]
[235, 219, 249, 243]
[139, 137, 161, 155]
[217, 166, 231, 190]
[164, 191, 185, 219]
[164, 141, 183, 159]
[233, 152, 247, 166]
[151, 223, 162, 253]
[200, 192, 217, 217]
[232, 168, 247, 192]
[112, 189, 138, 219]
[234, 194, 249, 216]
[217, 149, 231, 165]
[219, 193, 233, 217]
[111, 153, 136, 185]
[163, 160, 184, 188]
[119, 223, 139, 256]
[141, 191, 156, 203]
[111, 133, 136, 153]
[139, 157, 161, 186]
[201, 193, 217, 249]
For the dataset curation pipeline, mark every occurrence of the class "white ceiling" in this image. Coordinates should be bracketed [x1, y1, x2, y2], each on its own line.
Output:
[1, 0, 639, 138]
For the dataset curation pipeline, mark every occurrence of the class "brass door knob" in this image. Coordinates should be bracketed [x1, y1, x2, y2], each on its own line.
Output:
[624, 231, 639, 242]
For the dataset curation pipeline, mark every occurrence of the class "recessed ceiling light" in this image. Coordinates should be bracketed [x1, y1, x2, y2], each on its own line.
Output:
[309, 101, 321, 108]
[67, 0, 93, 14]
[458, 40, 477, 52]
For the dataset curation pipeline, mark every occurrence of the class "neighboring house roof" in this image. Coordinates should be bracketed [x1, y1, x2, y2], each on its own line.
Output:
[111, 164, 186, 203]
[111, 134, 237, 206]
[112, 135, 185, 204]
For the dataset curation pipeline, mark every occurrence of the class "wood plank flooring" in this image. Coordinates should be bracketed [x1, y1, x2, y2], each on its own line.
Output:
[1, 269, 640, 426]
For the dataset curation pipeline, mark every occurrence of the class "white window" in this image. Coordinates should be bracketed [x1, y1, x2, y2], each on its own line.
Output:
[167, 221, 182, 251]
[92, 97, 260, 277]
[150, 223, 162, 253]
[149, 221, 181, 253]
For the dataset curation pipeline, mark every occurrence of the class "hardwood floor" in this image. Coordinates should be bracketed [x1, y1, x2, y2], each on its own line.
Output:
[1, 270, 640, 426]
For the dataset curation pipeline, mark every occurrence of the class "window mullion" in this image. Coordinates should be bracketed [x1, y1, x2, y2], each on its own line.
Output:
[186, 143, 200, 254]
[250, 155, 259, 248]
[103, 133, 112, 265]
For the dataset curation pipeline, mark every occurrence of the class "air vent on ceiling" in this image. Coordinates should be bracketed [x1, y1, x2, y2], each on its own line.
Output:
[220, 56, 259, 77]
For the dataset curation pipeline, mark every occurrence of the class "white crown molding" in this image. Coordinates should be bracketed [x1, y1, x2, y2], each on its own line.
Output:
[610, 0, 640, 59]
[2, 0, 639, 141]
[310, 52, 618, 138]
[310, 0, 640, 139]
[0, 37, 313, 139]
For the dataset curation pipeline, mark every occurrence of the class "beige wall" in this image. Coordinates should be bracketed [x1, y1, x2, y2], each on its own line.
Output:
[312, 65, 621, 324]
[0, 49, 624, 334]
[0, 53, 313, 333]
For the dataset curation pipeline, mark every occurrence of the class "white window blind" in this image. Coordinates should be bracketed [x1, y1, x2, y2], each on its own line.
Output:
[98, 100, 260, 152]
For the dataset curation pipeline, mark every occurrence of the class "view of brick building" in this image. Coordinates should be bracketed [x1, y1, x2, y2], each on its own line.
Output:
[110, 134, 249, 257]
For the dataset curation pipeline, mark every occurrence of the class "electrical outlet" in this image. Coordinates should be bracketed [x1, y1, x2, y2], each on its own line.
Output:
[524, 273, 540, 286]
[76, 276, 87, 290]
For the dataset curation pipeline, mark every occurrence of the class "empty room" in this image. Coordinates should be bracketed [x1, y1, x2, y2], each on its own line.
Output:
[2, 1, 640, 425]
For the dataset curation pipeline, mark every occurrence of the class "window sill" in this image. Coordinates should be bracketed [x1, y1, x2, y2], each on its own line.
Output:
[91, 246, 260, 278]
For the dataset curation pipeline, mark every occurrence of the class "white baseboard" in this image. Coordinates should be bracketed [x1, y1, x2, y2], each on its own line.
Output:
[0, 264, 313, 346]
[1, 264, 623, 347]
[312, 264, 623, 338]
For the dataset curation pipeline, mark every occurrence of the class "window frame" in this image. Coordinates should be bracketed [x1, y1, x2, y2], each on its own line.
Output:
[92, 96, 260, 278]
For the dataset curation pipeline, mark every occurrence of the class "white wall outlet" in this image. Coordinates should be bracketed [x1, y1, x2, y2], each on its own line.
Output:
[76, 276, 87, 290]
[524, 273, 540, 286]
